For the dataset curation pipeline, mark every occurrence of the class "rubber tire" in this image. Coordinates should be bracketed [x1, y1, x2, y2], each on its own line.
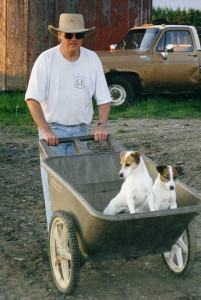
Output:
[107, 75, 135, 106]
[162, 223, 197, 277]
[49, 210, 80, 294]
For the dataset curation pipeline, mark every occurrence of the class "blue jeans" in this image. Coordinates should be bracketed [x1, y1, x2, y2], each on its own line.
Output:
[39, 123, 88, 231]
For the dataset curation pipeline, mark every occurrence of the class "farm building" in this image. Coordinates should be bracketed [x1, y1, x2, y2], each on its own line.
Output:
[0, 0, 152, 91]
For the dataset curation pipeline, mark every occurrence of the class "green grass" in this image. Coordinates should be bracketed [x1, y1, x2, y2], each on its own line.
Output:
[0, 92, 201, 127]
[0, 92, 34, 125]
[109, 96, 201, 119]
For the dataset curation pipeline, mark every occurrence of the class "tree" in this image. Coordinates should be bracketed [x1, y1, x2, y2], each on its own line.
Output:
[152, 8, 201, 27]
[179, 9, 187, 25]
[172, 8, 181, 25]
[187, 9, 195, 25]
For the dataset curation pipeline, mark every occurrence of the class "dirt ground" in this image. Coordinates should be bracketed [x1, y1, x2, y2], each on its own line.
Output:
[1, 118, 201, 300]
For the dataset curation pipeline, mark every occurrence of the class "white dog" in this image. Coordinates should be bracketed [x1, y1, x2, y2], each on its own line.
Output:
[153, 165, 182, 211]
[153, 164, 185, 267]
[103, 151, 155, 215]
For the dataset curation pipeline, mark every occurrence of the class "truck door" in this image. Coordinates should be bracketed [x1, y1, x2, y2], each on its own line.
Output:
[153, 29, 200, 91]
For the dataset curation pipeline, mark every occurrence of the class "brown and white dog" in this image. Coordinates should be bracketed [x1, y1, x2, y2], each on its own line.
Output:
[153, 164, 185, 266]
[103, 151, 154, 215]
[153, 165, 183, 211]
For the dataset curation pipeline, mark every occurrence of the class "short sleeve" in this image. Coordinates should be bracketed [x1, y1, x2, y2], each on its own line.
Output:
[93, 56, 111, 105]
[25, 53, 48, 103]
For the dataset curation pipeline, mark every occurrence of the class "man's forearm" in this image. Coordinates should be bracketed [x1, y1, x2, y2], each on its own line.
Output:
[26, 99, 58, 145]
[94, 102, 110, 142]
[27, 99, 50, 133]
[97, 102, 110, 123]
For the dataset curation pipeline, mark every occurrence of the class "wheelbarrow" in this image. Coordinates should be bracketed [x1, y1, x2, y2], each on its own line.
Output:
[39, 134, 201, 295]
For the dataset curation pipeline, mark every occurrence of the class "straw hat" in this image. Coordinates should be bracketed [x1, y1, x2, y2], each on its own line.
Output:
[48, 13, 95, 36]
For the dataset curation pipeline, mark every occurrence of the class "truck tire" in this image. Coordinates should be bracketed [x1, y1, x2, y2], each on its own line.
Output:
[107, 75, 135, 106]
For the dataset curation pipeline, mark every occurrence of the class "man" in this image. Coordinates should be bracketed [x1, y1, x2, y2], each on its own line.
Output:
[25, 13, 111, 230]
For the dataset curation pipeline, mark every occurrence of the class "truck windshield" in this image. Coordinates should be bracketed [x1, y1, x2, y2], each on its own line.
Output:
[115, 28, 159, 51]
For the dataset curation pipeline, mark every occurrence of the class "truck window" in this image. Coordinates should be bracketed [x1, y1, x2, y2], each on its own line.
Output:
[116, 28, 159, 51]
[156, 30, 193, 52]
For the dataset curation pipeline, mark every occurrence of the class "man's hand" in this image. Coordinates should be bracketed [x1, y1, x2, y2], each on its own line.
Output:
[94, 126, 108, 142]
[42, 129, 59, 146]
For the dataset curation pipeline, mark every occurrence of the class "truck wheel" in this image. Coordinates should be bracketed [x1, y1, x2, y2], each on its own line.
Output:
[49, 210, 80, 294]
[162, 224, 196, 277]
[107, 75, 135, 106]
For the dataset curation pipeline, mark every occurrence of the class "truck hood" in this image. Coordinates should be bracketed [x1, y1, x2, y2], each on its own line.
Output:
[96, 49, 149, 58]
[96, 50, 152, 73]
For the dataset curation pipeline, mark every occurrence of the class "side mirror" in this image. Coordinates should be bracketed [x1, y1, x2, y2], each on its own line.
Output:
[110, 44, 117, 51]
[166, 44, 174, 52]
[161, 44, 174, 60]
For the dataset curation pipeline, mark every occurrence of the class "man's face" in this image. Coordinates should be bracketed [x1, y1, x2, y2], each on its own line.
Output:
[58, 32, 84, 53]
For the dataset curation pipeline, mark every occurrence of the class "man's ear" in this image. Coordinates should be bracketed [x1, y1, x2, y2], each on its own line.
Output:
[58, 31, 62, 42]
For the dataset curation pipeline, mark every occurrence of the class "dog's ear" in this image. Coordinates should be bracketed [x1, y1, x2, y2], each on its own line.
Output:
[131, 151, 141, 164]
[120, 151, 127, 160]
[156, 165, 167, 175]
[173, 165, 183, 176]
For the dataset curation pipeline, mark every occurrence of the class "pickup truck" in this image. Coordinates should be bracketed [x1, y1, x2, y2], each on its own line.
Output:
[96, 24, 201, 106]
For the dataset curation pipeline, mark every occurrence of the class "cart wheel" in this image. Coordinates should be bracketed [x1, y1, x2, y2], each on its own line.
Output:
[162, 224, 197, 276]
[49, 210, 80, 294]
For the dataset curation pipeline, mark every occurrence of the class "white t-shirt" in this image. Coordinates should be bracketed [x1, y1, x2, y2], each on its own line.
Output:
[25, 45, 111, 125]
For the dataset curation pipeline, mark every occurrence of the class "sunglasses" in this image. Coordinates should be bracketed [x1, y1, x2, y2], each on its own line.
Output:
[64, 32, 84, 40]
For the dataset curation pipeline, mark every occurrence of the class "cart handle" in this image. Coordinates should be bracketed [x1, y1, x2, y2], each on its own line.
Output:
[39, 134, 127, 159]
[58, 134, 127, 152]
[58, 135, 94, 143]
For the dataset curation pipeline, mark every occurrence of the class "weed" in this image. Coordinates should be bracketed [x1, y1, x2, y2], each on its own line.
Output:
[117, 129, 127, 133]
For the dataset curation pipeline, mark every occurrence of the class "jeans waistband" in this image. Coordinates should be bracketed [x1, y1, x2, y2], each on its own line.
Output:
[48, 123, 86, 127]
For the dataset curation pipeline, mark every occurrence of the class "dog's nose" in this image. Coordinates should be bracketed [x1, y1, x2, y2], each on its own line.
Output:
[119, 173, 123, 178]
[170, 186, 174, 190]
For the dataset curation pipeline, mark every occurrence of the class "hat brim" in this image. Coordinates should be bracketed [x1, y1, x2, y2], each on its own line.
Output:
[48, 25, 95, 37]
